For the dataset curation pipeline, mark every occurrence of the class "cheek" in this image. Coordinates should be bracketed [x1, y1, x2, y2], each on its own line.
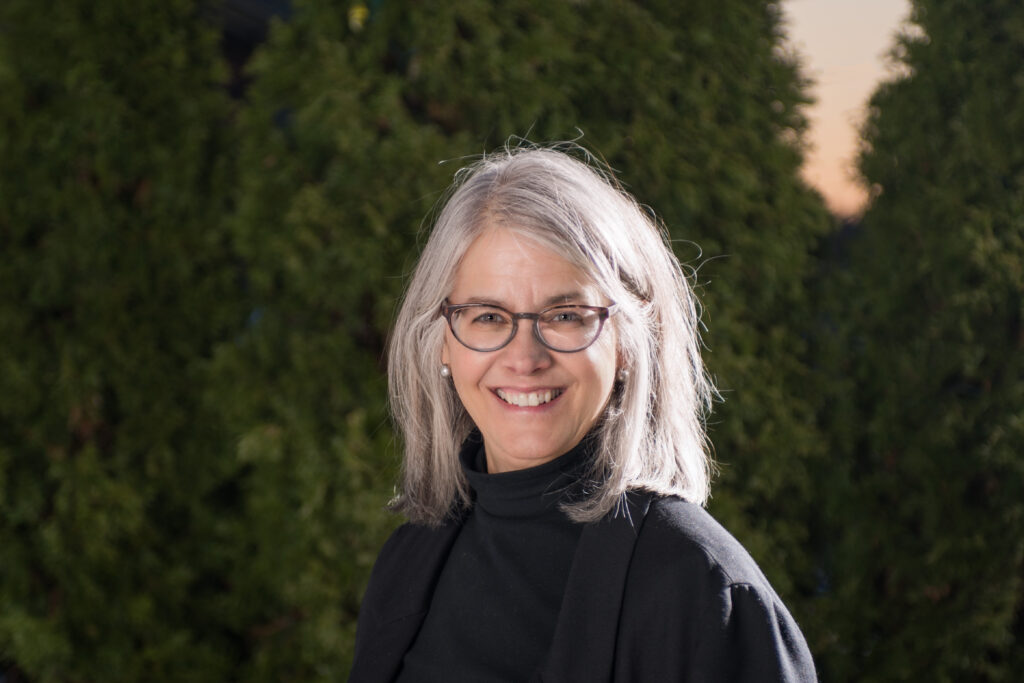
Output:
[570, 345, 617, 412]
[591, 334, 619, 385]
[443, 337, 486, 402]
[443, 331, 478, 382]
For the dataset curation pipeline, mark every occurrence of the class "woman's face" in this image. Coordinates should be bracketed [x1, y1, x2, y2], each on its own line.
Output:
[442, 226, 618, 473]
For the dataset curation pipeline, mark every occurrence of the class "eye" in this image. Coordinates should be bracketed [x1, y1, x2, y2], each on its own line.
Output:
[543, 307, 588, 326]
[468, 307, 510, 325]
[551, 310, 582, 323]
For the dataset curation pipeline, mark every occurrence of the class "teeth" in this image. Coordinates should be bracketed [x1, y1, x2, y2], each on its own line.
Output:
[497, 389, 561, 407]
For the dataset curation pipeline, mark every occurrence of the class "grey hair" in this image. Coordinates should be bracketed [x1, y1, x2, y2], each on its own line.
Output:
[387, 145, 714, 525]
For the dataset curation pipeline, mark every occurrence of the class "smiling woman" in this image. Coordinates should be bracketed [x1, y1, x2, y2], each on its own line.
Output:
[349, 146, 817, 682]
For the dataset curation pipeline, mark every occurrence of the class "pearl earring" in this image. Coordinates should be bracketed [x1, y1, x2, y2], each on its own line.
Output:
[440, 364, 451, 378]
[617, 368, 629, 383]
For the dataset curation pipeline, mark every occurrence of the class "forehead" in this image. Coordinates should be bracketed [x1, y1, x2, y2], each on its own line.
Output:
[449, 227, 600, 305]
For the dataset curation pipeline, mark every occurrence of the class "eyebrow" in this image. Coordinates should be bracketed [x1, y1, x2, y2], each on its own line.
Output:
[458, 291, 586, 308]
[543, 291, 584, 306]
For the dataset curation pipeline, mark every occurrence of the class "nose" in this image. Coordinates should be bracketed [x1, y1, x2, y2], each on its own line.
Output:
[501, 320, 552, 374]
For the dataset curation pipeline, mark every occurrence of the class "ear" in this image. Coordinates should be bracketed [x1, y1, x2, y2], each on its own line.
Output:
[441, 336, 450, 366]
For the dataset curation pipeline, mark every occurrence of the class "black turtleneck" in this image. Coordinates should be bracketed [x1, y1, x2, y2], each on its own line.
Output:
[395, 435, 591, 683]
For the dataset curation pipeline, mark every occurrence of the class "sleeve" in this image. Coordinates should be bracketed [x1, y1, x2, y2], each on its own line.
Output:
[689, 582, 818, 682]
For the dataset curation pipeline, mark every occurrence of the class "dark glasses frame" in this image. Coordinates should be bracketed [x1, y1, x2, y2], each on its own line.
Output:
[439, 300, 616, 353]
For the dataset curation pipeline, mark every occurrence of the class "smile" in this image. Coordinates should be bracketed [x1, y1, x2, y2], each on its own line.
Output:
[495, 388, 564, 407]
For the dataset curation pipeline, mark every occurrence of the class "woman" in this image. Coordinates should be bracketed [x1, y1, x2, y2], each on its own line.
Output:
[349, 146, 816, 682]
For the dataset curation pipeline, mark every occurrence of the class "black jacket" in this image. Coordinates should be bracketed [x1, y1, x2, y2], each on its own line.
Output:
[349, 492, 817, 682]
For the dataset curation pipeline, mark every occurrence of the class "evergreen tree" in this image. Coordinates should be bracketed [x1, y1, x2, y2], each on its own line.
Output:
[0, 0, 250, 679]
[0, 1, 396, 676]
[817, 0, 1024, 678]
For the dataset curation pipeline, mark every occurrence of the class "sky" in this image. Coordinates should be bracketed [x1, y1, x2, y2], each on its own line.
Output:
[782, 0, 912, 217]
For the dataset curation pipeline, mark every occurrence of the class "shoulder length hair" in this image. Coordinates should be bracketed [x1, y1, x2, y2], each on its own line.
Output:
[388, 145, 714, 526]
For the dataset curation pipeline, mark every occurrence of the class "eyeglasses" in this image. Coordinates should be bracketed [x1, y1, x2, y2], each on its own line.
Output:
[440, 301, 616, 353]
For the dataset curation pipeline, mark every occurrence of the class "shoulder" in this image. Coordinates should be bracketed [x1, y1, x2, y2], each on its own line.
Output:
[635, 495, 772, 589]
[365, 518, 461, 588]
[614, 495, 817, 681]
[373, 520, 457, 566]
[358, 519, 462, 627]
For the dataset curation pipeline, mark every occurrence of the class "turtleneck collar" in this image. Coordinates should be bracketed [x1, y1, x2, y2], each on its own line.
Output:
[458, 431, 595, 519]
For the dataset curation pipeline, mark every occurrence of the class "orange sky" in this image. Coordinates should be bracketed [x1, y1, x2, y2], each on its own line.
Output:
[783, 0, 912, 217]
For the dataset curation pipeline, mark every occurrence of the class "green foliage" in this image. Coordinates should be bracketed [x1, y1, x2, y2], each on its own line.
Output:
[814, 1, 1024, 679]
[0, 0, 248, 679]
[1, 0, 832, 679]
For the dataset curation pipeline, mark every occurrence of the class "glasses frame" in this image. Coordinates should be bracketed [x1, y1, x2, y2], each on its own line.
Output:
[440, 300, 616, 353]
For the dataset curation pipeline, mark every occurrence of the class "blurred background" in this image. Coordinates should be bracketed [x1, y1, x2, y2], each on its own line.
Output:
[1, 0, 1021, 680]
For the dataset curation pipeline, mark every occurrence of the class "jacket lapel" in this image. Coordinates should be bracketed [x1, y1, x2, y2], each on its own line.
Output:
[536, 491, 653, 683]
[348, 520, 463, 683]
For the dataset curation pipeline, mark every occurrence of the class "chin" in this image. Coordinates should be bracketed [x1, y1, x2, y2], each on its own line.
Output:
[487, 433, 577, 471]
